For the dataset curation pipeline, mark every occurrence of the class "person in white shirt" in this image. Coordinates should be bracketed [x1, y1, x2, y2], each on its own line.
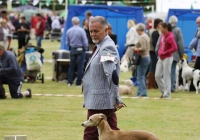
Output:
[126, 20, 139, 46]
[51, 18, 61, 30]
[51, 18, 61, 41]
[0, 19, 12, 50]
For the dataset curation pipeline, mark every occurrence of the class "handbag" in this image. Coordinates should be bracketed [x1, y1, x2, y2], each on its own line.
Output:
[132, 50, 141, 65]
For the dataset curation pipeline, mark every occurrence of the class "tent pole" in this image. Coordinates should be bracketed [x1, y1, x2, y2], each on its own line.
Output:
[65, 0, 68, 20]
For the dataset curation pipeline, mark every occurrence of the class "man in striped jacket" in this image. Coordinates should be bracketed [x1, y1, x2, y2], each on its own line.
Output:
[82, 16, 125, 140]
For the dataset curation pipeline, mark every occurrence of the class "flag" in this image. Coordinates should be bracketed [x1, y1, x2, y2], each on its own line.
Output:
[58, 0, 64, 4]
[33, 0, 39, 6]
[20, 0, 26, 5]
[46, 0, 51, 6]
[69, 0, 75, 4]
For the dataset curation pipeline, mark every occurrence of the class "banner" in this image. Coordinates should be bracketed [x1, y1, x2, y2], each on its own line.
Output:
[58, 0, 64, 4]
[20, 0, 26, 5]
[69, 0, 75, 4]
[46, 0, 52, 6]
[33, 0, 39, 6]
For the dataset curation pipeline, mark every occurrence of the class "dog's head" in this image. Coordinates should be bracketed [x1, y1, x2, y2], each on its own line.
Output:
[120, 60, 129, 72]
[125, 80, 134, 87]
[81, 113, 107, 128]
[180, 58, 187, 65]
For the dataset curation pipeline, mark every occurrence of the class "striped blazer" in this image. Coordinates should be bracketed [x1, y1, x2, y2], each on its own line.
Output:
[82, 35, 122, 110]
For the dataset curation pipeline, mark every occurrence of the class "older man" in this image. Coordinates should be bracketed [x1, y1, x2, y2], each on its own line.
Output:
[189, 16, 200, 70]
[66, 17, 88, 86]
[168, 15, 184, 92]
[0, 45, 31, 99]
[82, 16, 125, 140]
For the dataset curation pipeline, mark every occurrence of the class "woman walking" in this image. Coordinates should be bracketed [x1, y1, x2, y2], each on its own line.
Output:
[155, 22, 177, 98]
[132, 23, 150, 97]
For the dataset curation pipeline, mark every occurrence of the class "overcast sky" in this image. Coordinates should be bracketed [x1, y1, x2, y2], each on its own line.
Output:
[156, 0, 200, 13]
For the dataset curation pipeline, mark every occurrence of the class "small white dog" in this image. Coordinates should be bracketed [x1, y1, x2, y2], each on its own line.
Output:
[119, 80, 134, 95]
[120, 59, 129, 72]
[192, 69, 200, 94]
[181, 59, 194, 91]
[175, 64, 180, 91]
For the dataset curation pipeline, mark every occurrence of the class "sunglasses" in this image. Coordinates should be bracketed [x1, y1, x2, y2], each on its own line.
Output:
[197, 22, 200, 24]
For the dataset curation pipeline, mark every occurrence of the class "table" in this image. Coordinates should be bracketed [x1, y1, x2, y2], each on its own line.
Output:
[56, 59, 70, 82]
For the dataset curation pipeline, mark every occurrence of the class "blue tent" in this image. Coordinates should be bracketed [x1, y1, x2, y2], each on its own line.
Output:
[166, 9, 200, 47]
[60, 5, 144, 58]
[166, 9, 200, 61]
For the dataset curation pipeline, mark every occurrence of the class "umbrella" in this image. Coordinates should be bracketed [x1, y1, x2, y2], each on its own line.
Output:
[22, 9, 38, 21]
[14, 5, 38, 11]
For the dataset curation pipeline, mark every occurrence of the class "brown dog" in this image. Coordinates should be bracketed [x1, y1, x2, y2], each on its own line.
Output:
[82, 113, 159, 140]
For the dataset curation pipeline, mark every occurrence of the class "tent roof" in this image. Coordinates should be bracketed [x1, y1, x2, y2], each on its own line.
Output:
[14, 5, 38, 11]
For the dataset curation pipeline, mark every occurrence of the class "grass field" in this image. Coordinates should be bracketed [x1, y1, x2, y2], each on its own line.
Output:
[0, 40, 200, 140]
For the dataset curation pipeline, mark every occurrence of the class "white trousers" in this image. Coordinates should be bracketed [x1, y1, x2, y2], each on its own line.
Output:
[155, 57, 173, 97]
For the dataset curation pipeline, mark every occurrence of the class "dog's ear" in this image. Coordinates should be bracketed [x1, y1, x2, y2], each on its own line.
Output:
[181, 59, 184, 64]
[99, 114, 107, 121]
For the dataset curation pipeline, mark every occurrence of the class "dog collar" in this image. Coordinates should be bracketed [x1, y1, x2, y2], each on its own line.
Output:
[96, 118, 103, 126]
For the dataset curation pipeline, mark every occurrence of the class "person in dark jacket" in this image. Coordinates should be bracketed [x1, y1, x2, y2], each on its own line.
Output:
[16, 16, 30, 50]
[0, 45, 32, 99]
[108, 23, 117, 45]
[168, 15, 184, 92]
[147, 18, 163, 89]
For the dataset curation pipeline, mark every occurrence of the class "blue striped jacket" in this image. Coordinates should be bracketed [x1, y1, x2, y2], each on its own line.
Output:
[82, 35, 122, 110]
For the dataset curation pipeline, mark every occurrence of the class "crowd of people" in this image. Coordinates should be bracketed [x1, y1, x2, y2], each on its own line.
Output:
[0, 10, 65, 99]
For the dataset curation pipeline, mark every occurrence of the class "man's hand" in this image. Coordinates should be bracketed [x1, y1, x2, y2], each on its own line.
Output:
[115, 102, 127, 109]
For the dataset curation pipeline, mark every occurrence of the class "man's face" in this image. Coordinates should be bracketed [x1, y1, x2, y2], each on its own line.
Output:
[89, 22, 108, 44]
[37, 16, 41, 20]
[21, 19, 25, 23]
[196, 18, 200, 28]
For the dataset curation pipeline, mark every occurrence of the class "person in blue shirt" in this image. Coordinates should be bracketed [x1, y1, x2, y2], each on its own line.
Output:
[66, 17, 88, 86]
[0, 45, 31, 99]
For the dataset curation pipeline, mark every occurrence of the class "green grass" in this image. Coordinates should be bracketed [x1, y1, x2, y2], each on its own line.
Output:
[0, 40, 200, 140]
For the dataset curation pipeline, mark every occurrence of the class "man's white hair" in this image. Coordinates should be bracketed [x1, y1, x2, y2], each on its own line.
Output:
[169, 15, 178, 25]
[89, 16, 108, 29]
[72, 17, 80, 25]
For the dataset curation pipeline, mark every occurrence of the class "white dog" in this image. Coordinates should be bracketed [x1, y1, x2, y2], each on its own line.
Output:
[192, 69, 200, 94]
[175, 64, 180, 91]
[181, 59, 194, 91]
[120, 47, 134, 72]
[119, 80, 134, 95]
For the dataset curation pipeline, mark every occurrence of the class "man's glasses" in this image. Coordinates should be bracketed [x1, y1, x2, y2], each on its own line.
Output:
[197, 22, 200, 24]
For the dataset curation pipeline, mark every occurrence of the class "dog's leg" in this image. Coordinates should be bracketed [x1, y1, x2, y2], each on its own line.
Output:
[182, 78, 186, 91]
[187, 80, 191, 92]
[193, 79, 198, 94]
[175, 74, 179, 92]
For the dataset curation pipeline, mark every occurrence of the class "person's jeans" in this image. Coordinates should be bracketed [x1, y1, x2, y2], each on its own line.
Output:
[36, 36, 43, 47]
[68, 48, 85, 85]
[136, 56, 150, 96]
[171, 60, 177, 91]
